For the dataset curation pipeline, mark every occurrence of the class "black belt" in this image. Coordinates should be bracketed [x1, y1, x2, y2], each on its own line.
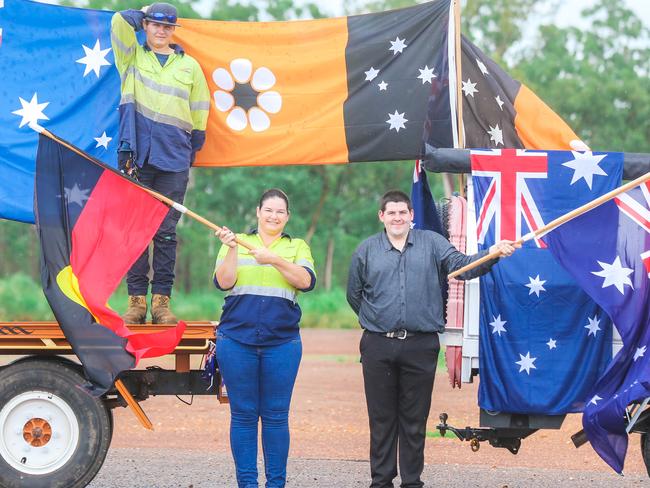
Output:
[381, 329, 416, 340]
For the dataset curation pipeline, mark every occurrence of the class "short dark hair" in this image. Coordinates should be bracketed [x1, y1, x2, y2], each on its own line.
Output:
[258, 188, 290, 212]
[379, 190, 412, 212]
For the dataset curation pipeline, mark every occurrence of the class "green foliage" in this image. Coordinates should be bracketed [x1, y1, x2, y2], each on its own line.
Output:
[0, 274, 54, 320]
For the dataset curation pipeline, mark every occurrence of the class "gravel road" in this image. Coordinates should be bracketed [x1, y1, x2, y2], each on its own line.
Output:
[89, 448, 647, 488]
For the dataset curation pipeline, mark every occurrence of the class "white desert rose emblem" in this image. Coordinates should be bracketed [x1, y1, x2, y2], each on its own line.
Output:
[212, 58, 282, 132]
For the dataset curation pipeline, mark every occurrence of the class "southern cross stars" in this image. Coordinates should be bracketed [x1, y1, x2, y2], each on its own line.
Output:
[12, 93, 50, 128]
[389, 36, 407, 55]
[525, 275, 547, 297]
[417, 65, 436, 84]
[94, 131, 112, 149]
[487, 124, 503, 146]
[386, 110, 407, 132]
[378, 81, 388, 91]
[476, 58, 489, 76]
[634, 345, 646, 361]
[584, 315, 601, 337]
[562, 151, 608, 190]
[591, 256, 634, 294]
[589, 394, 603, 406]
[546, 338, 557, 350]
[495, 95, 505, 110]
[364, 67, 379, 82]
[490, 315, 507, 336]
[461, 78, 478, 97]
[76, 39, 112, 78]
[515, 352, 537, 374]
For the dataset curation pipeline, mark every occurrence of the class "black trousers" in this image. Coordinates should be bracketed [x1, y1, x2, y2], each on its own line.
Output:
[360, 330, 440, 488]
[126, 162, 189, 297]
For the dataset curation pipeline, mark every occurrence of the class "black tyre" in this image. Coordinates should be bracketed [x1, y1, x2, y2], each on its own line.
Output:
[0, 359, 111, 488]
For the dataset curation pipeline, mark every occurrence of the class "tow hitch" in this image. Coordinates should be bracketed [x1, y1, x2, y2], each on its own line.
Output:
[436, 413, 536, 454]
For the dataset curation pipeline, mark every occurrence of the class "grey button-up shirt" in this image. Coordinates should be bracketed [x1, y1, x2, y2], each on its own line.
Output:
[346, 229, 497, 333]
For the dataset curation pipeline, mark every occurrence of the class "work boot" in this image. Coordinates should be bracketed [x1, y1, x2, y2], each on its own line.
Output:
[122, 295, 147, 324]
[151, 294, 178, 324]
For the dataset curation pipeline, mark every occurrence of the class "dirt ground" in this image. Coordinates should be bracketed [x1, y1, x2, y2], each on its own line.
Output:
[110, 329, 647, 476]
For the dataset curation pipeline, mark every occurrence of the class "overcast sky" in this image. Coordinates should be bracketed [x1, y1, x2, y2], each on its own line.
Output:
[303, 0, 650, 26]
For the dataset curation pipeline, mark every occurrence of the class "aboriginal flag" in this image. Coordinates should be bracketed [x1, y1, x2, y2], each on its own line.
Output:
[35, 134, 186, 394]
[178, 0, 456, 166]
[460, 36, 583, 150]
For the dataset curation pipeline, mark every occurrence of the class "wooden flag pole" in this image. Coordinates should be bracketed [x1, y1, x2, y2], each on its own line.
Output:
[453, 0, 466, 198]
[115, 379, 153, 430]
[448, 171, 650, 279]
[36, 126, 256, 251]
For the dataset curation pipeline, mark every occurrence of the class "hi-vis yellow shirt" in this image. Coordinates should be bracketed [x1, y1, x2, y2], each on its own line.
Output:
[214, 233, 316, 346]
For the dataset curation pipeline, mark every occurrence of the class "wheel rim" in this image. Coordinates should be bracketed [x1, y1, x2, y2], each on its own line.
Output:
[0, 391, 80, 475]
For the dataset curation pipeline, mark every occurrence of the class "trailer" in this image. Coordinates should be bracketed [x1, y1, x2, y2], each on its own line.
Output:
[425, 151, 650, 476]
[0, 321, 221, 488]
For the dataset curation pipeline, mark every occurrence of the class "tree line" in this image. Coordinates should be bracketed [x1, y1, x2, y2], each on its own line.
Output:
[1, 0, 648, 296]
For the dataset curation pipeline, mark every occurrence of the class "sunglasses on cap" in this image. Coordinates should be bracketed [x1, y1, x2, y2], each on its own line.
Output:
[146, 12, 177, 24]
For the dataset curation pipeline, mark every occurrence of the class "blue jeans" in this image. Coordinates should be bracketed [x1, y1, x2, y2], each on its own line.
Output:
[216, 332, 302, 488]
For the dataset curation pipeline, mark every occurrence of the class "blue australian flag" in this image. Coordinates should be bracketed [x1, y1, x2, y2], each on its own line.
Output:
[546, 179, 650, 473]
[471, 149, 623, 416]
[0, 0, 122, 223]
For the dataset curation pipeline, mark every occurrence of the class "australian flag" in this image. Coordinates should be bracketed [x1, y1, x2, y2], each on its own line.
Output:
[546, 179, 650, 473]
[471, 149, 623, 415]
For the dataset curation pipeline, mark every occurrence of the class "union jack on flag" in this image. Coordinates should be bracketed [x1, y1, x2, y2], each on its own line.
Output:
[473, 149, 548, 248]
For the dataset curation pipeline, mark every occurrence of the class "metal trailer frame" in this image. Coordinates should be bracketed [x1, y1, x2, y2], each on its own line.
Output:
[0, 321, 223, 488]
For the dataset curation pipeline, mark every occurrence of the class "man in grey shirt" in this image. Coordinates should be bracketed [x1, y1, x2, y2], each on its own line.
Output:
[347, 190, 517, 488]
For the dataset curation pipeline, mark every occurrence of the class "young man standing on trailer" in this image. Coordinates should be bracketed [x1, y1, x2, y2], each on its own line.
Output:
[347, 190, 518, 488]
[111, 3, 210, 324]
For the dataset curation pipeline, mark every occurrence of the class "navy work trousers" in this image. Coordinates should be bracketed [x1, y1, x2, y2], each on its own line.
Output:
[216, 331, 302, 488]
[126, 162, 189, 297]
[360, 330, 440, 488]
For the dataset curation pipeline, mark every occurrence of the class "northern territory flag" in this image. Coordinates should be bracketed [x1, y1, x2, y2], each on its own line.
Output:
[178, 0, 456, 166]
[35, 133, 186, 393]
[460, 36, 584, 151]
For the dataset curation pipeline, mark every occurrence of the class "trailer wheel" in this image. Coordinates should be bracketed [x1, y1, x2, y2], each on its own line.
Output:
[0, 359, 111, 488]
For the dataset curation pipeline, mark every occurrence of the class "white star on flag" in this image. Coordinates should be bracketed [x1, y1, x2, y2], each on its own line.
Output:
[64, 183, 91, 207]
[461, 78, 478, 97]
[490, 315, 507, 336]
[389, 36, 407, 55]
[546, 338, 557, 350]
[591, 256, 634, 294]
[364, 67, 379, 82]
[634, 345, 646, 361]
[495, 95, 505, 110]
[589, 394, 603, 406]
[76, 39, 112, 78]
[476, 58, 489, 76]
[378, 81, 388, 91]
[417, 65, 436, 84]
[487, 124, 503, 146]
[94, 131, 112, 149]
[525, 275, 547, 297]
[515, 352, 537, 374]
[584, 315, 601, 337]
[562, 151, 608, 190]
[386, 110, 407, 133]
[12, 93, 50, 128]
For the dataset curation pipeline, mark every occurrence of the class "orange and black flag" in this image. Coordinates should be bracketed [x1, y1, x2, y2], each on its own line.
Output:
[34, 134, 186, 394]
[176, 0, 457, 166]
[460, 36, 585, 150]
